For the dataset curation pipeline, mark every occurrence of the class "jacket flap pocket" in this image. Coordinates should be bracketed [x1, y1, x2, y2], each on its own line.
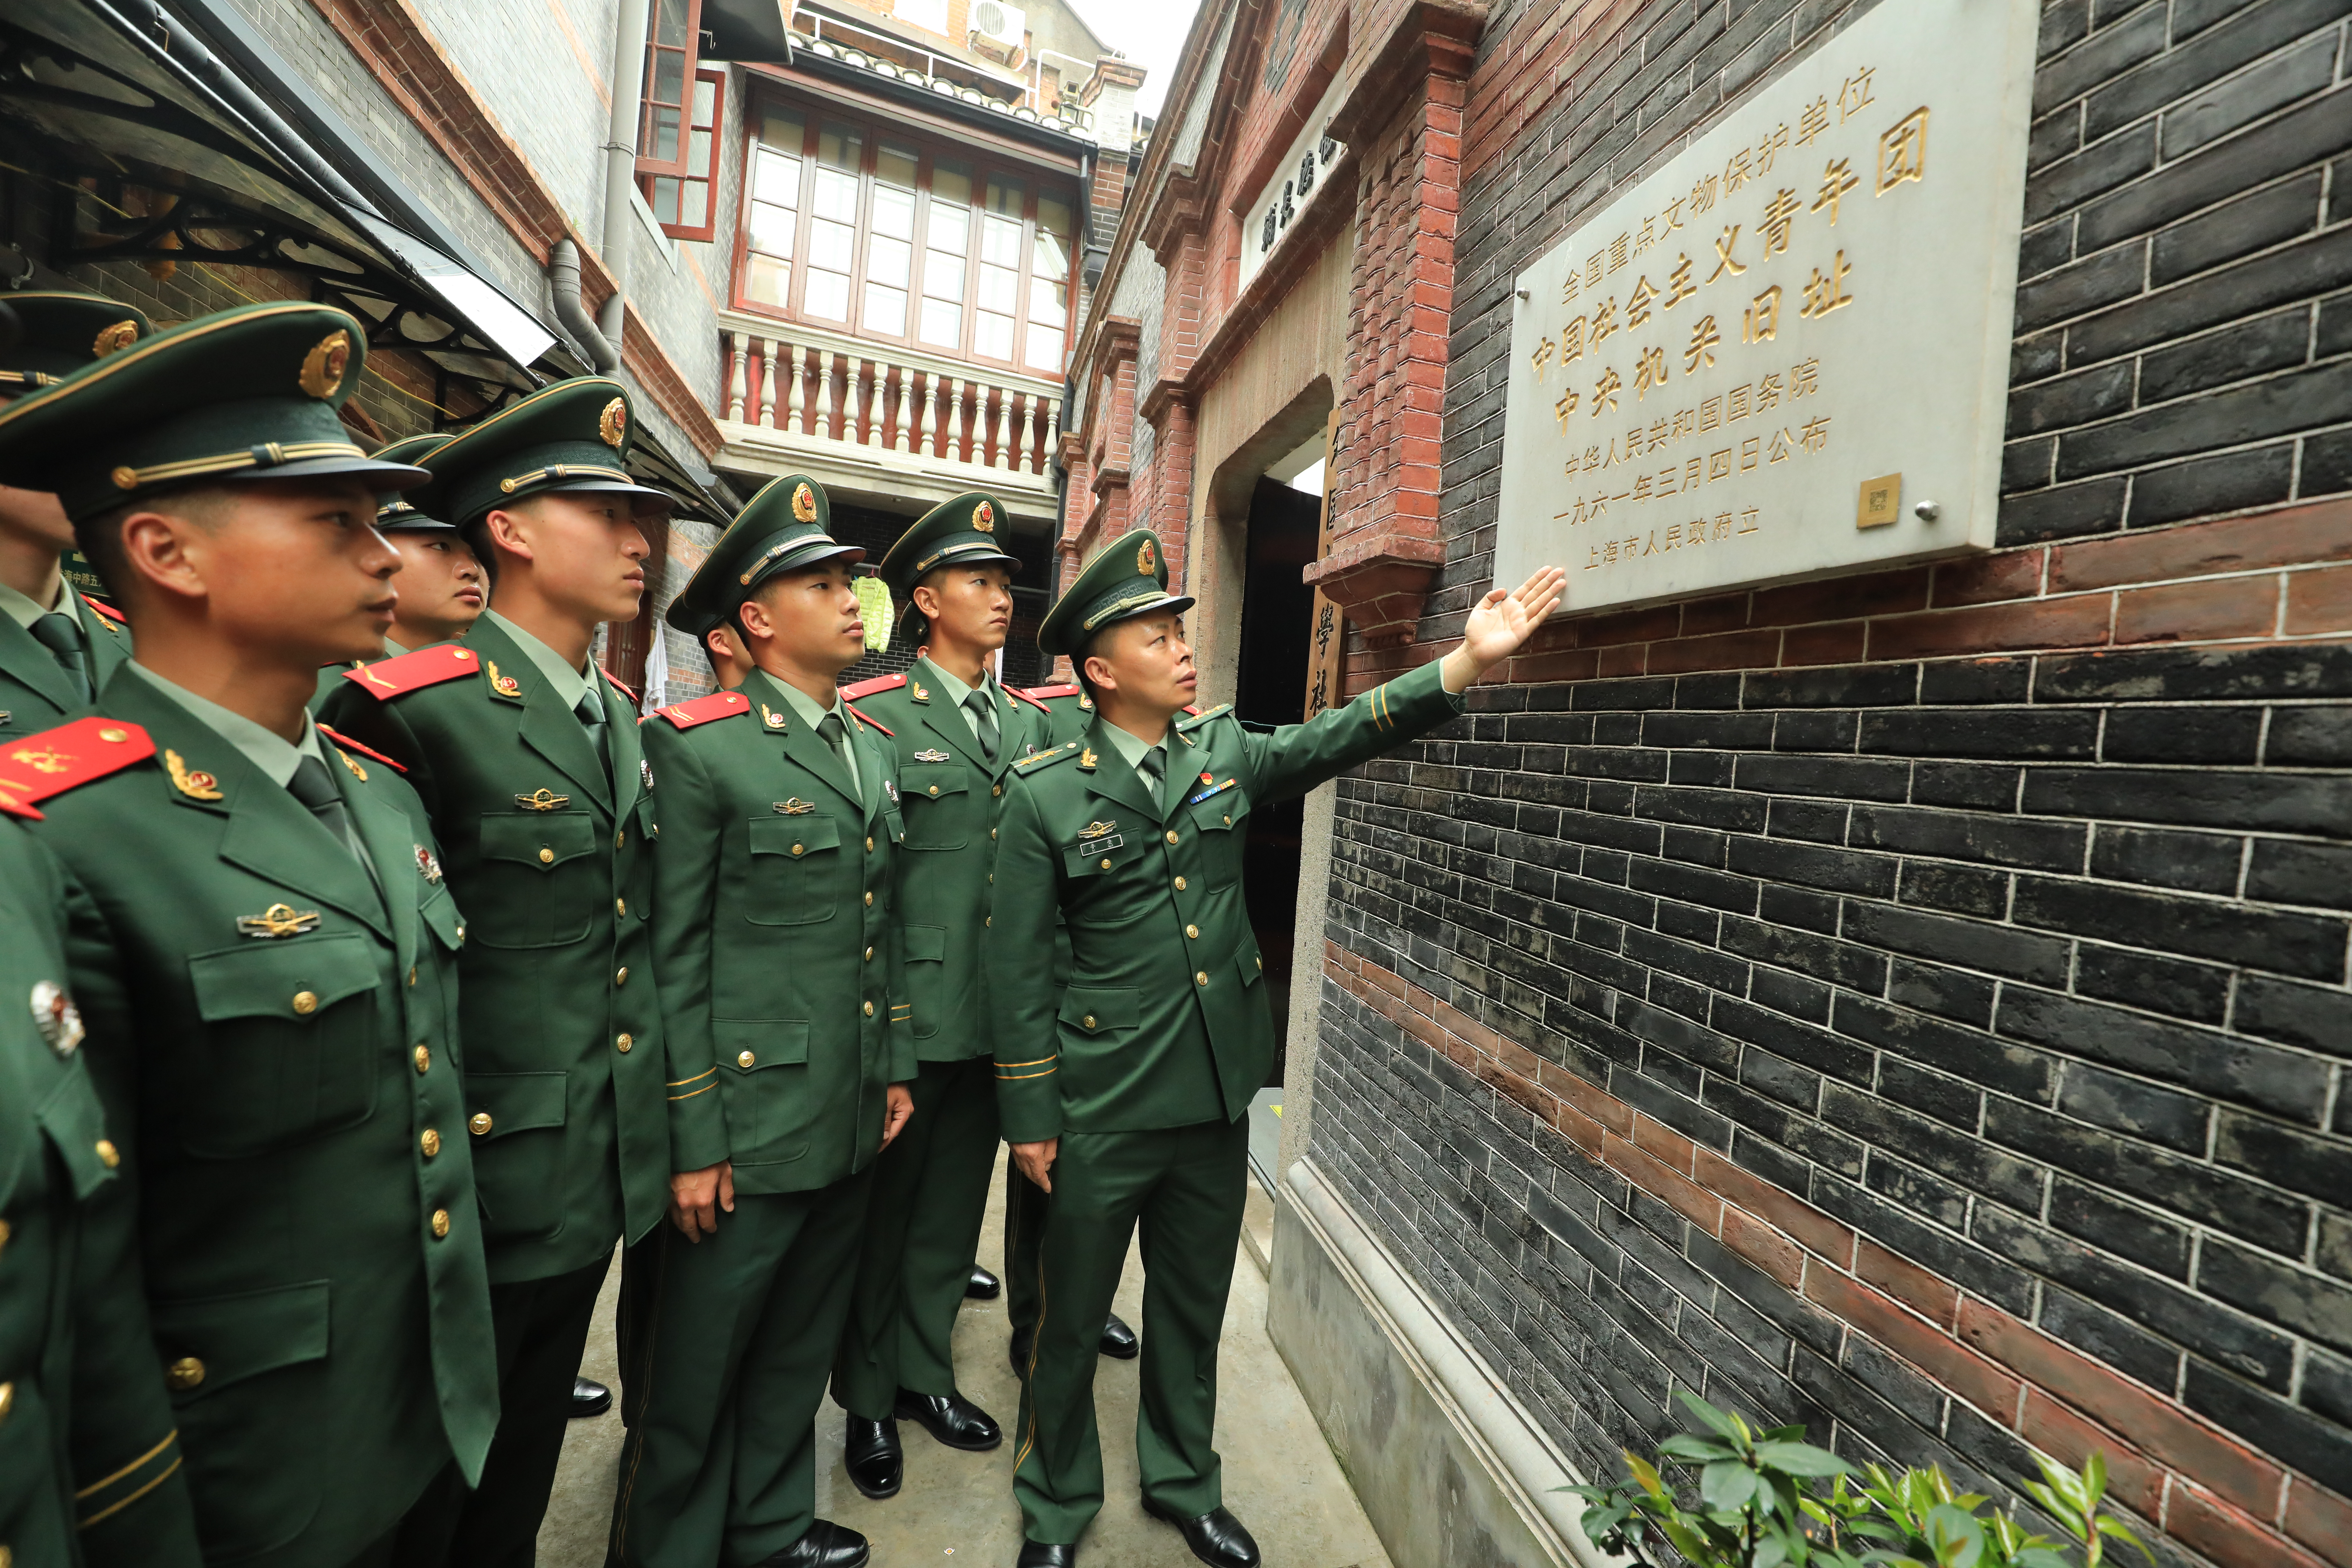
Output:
[748, 816, 842, 859]
[36, 1067, 115, 1201]
[1233, 937, 1265, 986]
[189, 934, 377, 1024]
[904, 925, 946, 962]
[152, 1280, 330, 1401]
[715, 1019, 811, 1070]
[418, 886, 466, 951]
[466, 1071, 568, 1140]
[480, 812, 597, 870]
[1190, 783, 1249, 830]
[910, 768, 969, 799]
[1058, 987, 1139, 1035]
[1062, 834, 1146, 879]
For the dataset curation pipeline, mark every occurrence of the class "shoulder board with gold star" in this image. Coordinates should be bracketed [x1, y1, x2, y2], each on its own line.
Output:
[602, 667, 638, 705]
[341, 643, 484, 701]
[653, 690, 751, 730]
[315, 723, 407, 774]
[1012, 741, 1079, 773]
[80, 593, 126, 626]
[841, 672, 905, 702]
[0, 716, 156, 817]
[846, 706, 894, 737]
[1176, 703, 1232, 732]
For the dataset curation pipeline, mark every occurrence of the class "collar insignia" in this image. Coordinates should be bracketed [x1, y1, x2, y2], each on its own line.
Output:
[762, 705, 788, 730]
[774, 798, 813, 814]
[238, 903, 322, 939]
[911, 682, 930, 703]
[515, 788, 570, 811]
[1078, 747, 1097, 769]
[415, 843, 443, 883]
[485, 660, 523, 699]
[165, 749, 223, 800]
[30, 980, 83, 1057]
[335, 749, 366, 781]
[914, 747, 951, 763]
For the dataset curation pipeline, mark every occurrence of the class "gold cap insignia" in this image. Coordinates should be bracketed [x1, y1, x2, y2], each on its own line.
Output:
[30, 980, 83, 1057]
[599, 397, 628, 448]
[514, 788, 571, 811]
[298, 331, 351, 400]
[237, 903, 322, 939]
[1138, 538, 1156, 575]
[774, 798, 813, 814]
[792, 482, 817, 522]
[92, 320, 140, 358]
[164, 749, 223, 800]
[972, 500, 995, 533]
[415, 843, 443, 883]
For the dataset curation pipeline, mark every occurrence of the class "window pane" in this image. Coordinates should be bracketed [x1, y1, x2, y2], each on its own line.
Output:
[976, 264, 1018, 314]
[1037, 194, 1073, 240]
[1032, 228, 1069, 281]
[877, 143, 919, 189]
[1024, 324, 1064, 372]
[651, 177, 680, 224]
[871, 185, 914, 241]
[653, 51, 685, 108]
[1028, 273, 1066, 328]
[652, 0, 688, 46]
[689, 128, 711, 171]
[932, 158, 972, 205]
[691, 75, 718, 127]
[864, 284, 907, 336]
[681, 181, 709, 229]
[818, 122, 863, 171]
[923, 247, 965, 301]
[985, 175, 1024, 215]
[761, 110, 805, 151]
[812, 167, 858, 224]
[748, 200, 794, 255]
[926, 201, 968, 254]
[919, 298, 961, 346]
[974, 312, 1014, 359]
[755, 148, 801, 206]
[867, 235, 911, 289]
[980, 214, 1021, 267]
[746, 254, 790, 306]
[809, 219, 854, 271]
[650, 103, 681, 163]
[805, 270, 850, 320]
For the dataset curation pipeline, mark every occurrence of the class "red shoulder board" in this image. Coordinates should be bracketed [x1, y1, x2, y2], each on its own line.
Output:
[79, 593, 126, 625]
[315, 723, 408, 774]
[1183, 704, 1200, 716]
[1022, 683, 1080, 700]
[841, 672, 906, 701]
[846, 706, 894, 737]
[0, 717, 155, 815]
[1007, 687, 1054, 714]
[342, 643, 484, 701]
[601, 667, 638, 705]
[653, 690, 751, 729]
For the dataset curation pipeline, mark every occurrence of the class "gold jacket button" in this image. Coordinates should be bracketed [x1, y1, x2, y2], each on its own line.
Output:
[431, 1209, 451, 1239]
[408, 966, 418, 987]
[992, 784, 1002, 797]
[990, 828, 997, 840]
[1186, 924, 1200, 939]
[866, 836, 875, 852]
[738, 1050, 756, 1068]
[616, 1032, 633, 1053]
[292, 990, 319, 1015]
[864, 891, 874, 906]
[616, 830, 626, 849]
[165, 1359, 204, 1392]
[1173, 876, 1187, 891]
[538, 847, 554, 864]
[791, 844, 804, 856]
[420, 1129, 441, 1158]
[1195, 971, 1209, 987]
[927, 784, 939, 797]
[616, 967, 630, 986]
[414, 1045, 431, 1074]
[0, 1217, 11, 1256]
[985, 916, 992, 927]
[1165, 830, 1179, 845]
[1082, 1014, 1097, 1029]
[1100, 858, 1112, 870]
[864, 946, 874, 961]
[94, 1140, 119, 1169]
[616, 897, 627, 917]
[1224, 814, 1232, 826]
[863, 1001, 875, 1016]
[469, 1113, 492, 1136]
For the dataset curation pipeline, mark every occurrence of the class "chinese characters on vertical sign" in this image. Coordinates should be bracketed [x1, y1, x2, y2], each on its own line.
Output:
[1302, 407, 1345, 721]
[1242, 75, 1349, 292]
[1493, 0, 2036, 613]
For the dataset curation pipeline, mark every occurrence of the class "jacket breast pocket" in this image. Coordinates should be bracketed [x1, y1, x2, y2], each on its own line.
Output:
[152, 1280, 331, 1561]
[1061, 836, 1156, 930]
[745, 816, 842, 925]
[901, 766, 970, 849]
[474, 813, 601, 948]
[715, 1020, 812, 1165]
[465, 1071, 568, 1241]
[1190, 784, 1250, 888]
[904, 924, 945, 1039]
[184, 935, 381, 1159]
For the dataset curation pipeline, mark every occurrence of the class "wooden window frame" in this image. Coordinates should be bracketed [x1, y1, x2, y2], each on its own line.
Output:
[635, 0, 705, 182]
[643, 67, 726, 241]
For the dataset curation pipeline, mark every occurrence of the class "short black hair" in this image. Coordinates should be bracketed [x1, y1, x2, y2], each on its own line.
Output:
[456, 513, 502, 587]
[70, 482, 232, 606]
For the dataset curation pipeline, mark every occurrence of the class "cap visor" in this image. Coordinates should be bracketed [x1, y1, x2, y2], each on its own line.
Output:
[543, 476, 673, 504]
[377, 517, 458, 532]
[248, 457, 433, 491]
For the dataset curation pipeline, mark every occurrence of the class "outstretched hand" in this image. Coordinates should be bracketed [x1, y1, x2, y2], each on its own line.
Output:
[1441, 566, 1567, 692]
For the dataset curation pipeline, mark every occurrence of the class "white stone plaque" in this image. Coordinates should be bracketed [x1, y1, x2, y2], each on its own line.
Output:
[1493, 0, 2038, 613]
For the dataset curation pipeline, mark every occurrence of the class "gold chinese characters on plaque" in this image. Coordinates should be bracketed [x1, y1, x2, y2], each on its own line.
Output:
[1493, 0, 2037, 614]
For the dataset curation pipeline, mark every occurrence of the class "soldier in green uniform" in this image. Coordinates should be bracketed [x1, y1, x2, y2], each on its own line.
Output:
[308, 434, 482, 713]
[0, 300, 502, 1566]
[317, 378, 684, 1566]
[0, 810, 200, 1568]
[0, 293, 150, 741]
[608, 475, 913, 1568]
[990, 531, 1563, 1568]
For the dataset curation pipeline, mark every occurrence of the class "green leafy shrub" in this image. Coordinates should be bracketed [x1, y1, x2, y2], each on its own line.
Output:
[1564, 1393, 2150, 1568]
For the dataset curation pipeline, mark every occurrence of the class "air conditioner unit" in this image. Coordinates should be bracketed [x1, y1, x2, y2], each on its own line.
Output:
[968, 0, 1025, 61]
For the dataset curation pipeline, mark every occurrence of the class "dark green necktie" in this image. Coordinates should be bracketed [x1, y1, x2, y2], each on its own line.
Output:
[288, 755, 364, 863]
[574, 690, 611, 781]
[28, 611, 90, 705]
[964, 687, 1000, 764]
[818, 710, 855, 791]
[1137, 744, 1166, 805]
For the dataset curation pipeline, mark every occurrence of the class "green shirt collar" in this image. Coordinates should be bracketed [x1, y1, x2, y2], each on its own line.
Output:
[1097, 719, 1167, 793]
[485, 610, 593, 710]
[915, 654, 999, 744]
[0, 576, 64, 631]
[121, 660, 326, 788]
[768, 671, 859, 794]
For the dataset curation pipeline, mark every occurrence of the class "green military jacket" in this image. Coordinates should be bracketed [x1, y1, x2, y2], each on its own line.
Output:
[645, 668, 916, 1195]
[0, 819, 198, 1568]
[10, 678, 498, 1568]
[0, 592, 128, 741]
[843, 660, 1060, 1061]
[319, 620, 674, 1282]
[989, 660, 1464, 1142]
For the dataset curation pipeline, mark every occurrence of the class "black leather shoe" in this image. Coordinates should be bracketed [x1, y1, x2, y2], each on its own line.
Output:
[842, 1417, 902, 1499]
[1141, 1499, 1259, 1568]
[756, 1519, 870, 1568]
[1014, 1542, 1076, 1567]
[570, 1376, 612, 1418]
[893, 1388, 1002, 1450]
[1098, 1314, 1139, 1360]
[966, 1265, 1002, 1299]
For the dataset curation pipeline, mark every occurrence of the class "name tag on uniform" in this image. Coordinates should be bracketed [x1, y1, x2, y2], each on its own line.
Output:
[1078, 833, 1123, 857]
[1186, 777, 1238, 806]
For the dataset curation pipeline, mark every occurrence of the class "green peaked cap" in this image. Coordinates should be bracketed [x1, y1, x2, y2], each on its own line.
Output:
[1035, 527, 1191, 658]
[420, 375, 669, 527]
[374, 434, 457, 531]
[0, 300, 429, 522]
[0, 291, 154, 390]
[664, 473, 862, 635]
[875, 490, 1020, 598]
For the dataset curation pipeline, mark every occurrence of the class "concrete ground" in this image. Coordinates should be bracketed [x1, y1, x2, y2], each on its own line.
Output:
[536, 1159, 1391, 1568]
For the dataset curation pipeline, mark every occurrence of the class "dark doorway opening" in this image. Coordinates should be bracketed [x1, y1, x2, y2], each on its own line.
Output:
[1234, 476, 1322, 1091]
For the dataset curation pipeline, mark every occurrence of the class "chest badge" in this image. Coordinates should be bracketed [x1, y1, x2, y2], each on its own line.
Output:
[641, 759, 656, 791]
[515, 788, 570, 812]
[884, 779, 899, 804]
[415, 843, 443, 883]
[913, 748, 951, 763]
[1083, 820, 1117, 838]
[238, 903, 322, 939]
[774, 798, 814, 814]
[30, 980, 83, 1057]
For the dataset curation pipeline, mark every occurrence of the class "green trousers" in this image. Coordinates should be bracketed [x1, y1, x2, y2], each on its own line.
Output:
[606, 1172, 872, 1568]
[833, 1056, 1000, 1418]
[1004, 1144, 1047, 1353]
[1011, 1117, 1248, 1545]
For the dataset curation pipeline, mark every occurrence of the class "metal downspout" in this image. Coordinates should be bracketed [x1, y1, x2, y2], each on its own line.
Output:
[600, 0, 653, 349]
